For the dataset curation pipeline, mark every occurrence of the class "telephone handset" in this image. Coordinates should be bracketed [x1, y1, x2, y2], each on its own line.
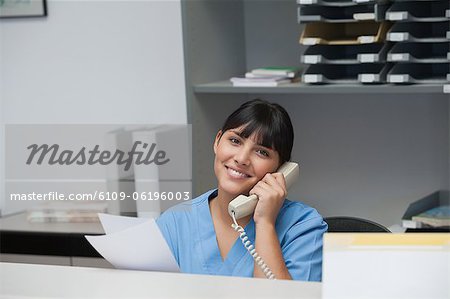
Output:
[228, 162, 300, 220]
[227, 162, 300, 280]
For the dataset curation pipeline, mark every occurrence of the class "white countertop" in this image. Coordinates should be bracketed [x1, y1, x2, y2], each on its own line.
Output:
[0, 262, 321, 299]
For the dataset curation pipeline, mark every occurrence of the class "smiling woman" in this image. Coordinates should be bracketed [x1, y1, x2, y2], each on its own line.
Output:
[156, 99, 328, 281]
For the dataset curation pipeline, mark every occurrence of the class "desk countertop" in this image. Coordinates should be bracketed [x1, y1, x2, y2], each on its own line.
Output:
[0, 262, 321, 299]
[0, 213, 104, 257]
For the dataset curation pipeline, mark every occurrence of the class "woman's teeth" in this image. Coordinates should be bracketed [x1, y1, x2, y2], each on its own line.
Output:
[227, 167, 249, 178]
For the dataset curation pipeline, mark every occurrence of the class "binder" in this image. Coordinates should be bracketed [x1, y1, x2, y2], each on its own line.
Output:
[302, 43, 390, 64]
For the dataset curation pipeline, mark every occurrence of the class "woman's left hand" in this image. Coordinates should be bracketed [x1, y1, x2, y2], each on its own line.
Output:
[250, 172, 287, 226]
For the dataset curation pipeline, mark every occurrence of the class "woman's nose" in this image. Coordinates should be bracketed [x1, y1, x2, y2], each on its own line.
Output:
[234, 148, 250, 166]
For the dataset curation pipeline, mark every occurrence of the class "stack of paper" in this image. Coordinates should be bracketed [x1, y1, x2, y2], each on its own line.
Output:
[412, 205, 450, 227]
[401, 191, 450, 229]
[230, 67, 300, 87]
[85, 213, 179, 272]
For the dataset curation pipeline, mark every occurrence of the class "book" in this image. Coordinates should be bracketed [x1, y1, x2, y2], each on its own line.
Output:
[230, 76, 292, 87]
[250, 67, 299, 78]
[412, 205, 450, 227]
[232, 80, 291, 87]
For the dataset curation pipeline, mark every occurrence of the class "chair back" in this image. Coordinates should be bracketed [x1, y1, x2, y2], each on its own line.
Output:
[325, 216, 390, 233]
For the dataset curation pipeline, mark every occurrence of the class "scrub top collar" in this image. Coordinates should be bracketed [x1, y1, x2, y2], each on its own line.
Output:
[197, 189, 255, 275]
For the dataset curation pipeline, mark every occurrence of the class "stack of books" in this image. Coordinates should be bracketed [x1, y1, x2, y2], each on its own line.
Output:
[230, 67, 300, 87]
[27, 202, 108, 223]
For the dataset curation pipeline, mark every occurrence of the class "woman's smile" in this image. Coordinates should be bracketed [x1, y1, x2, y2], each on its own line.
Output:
[225, 165, 251, 179]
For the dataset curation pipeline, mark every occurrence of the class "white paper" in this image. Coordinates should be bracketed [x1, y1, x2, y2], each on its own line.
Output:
[85, 215, 180, 272]
[97, 213, 150, 234]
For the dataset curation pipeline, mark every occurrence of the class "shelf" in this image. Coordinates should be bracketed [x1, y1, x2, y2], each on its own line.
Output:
[194, 80, 448, 94]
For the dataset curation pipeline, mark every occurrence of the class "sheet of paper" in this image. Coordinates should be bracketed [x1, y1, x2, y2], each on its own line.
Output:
[85, 216, 179, 272]
[97, 213, 149, 234]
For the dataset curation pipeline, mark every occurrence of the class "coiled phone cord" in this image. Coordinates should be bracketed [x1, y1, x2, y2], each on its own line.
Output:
[230, 212, 276, 280]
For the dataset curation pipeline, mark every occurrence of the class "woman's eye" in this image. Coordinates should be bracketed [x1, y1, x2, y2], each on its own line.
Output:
[257, 149, 269, 157]
[229, 137, 240, 144]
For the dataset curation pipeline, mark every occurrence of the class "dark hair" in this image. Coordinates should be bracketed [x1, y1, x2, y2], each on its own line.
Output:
[220, 99, 294, 164]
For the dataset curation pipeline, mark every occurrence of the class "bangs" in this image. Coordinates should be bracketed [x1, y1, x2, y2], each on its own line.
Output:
[236, 121, 279, 150]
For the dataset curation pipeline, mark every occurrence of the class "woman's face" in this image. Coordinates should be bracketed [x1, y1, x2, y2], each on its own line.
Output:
[213, 126, 280, 198]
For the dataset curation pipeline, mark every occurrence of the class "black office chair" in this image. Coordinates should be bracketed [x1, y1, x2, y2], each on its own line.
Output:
[325, 216, 391, 233]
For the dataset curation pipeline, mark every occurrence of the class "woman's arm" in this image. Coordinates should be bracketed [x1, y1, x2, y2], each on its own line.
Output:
[250, 172, 292, 279]
[253, 221, 292, 280]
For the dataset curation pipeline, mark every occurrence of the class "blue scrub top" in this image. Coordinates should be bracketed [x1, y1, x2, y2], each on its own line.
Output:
[156, 189, 327, 281]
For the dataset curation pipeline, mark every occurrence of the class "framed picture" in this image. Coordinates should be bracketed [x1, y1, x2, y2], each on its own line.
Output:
[0, 0, 47, 18]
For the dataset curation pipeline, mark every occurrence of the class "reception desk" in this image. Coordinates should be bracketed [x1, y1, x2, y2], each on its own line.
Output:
[0, 262, 321, 299]
[0, 212, 108, 267]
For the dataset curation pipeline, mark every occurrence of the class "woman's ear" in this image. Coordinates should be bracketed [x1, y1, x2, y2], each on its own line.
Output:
[213, 130, 223, 154]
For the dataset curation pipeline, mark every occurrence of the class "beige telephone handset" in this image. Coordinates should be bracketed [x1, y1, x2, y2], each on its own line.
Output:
[228, 162, 300, 280]
[228, 162, 300, 220]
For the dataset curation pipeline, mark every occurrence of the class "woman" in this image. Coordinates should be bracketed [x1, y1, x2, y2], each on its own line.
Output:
[157, 99, 327, 280]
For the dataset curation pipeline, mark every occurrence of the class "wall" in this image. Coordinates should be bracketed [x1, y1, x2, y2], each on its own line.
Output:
[0, 0, 187, 215]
